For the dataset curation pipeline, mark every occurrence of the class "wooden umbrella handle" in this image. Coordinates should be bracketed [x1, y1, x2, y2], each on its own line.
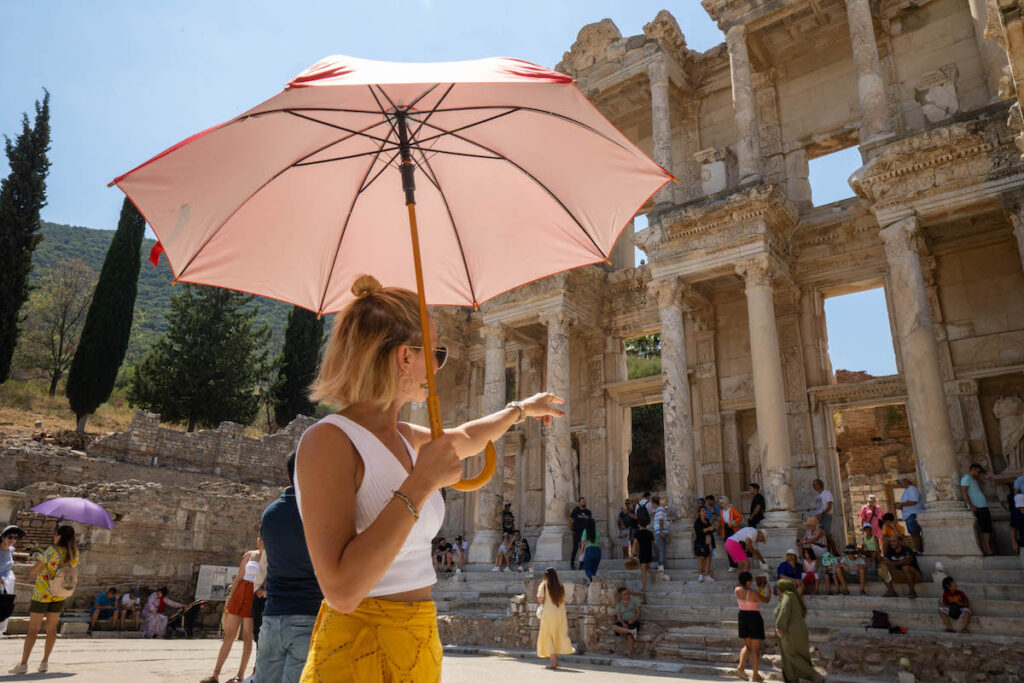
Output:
[449, 440, 498, 492]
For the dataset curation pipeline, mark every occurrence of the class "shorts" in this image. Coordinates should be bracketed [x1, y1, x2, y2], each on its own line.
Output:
[225, 580, 255, 618]
[29, 599, 66, 614]
[973, 507, 993, 534]
[939, 606, 971, 618]
[879, 564, 922, 584]
[93, 607, 116, 619]
[614, 618, 640, 634]
[737, 610, 765, 640]
[724, 539, 748, 565]
[905, 514, 921, 534]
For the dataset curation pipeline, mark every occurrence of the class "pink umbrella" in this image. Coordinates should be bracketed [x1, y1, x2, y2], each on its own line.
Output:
[111, 55, 671, 490]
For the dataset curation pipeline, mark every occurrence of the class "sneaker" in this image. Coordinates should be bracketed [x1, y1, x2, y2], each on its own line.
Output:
[491, 566, 500, 572]
[37, 661, 48, 673]
[728, 567, 736, 572]
[630, 628, 638, 637]
[697, 574, 705, 583]
[8, 664, 27, 675]
[503, 567, 511, 572]
[455, 568, 462, 574]
[517, 566, 524, 572]
[705, 575, 716, 582]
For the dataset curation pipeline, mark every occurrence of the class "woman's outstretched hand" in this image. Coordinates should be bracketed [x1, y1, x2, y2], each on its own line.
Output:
[520, 392, 566, 426]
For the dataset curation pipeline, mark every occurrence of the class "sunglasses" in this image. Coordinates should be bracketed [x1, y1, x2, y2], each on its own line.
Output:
[407, 344, 448, 370]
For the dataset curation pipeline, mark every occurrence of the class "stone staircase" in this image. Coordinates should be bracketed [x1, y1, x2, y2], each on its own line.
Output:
[434, 555, 1024, 681]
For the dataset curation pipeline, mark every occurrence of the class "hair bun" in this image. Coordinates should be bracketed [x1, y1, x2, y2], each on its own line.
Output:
[351, 274, 382, 298]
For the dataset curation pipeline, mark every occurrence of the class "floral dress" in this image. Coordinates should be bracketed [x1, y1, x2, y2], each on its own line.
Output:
[31, 546, 79, 604]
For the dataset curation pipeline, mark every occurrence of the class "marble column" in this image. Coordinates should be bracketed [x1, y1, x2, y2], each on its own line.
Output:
[725, 25, 762, 185]
[968, 0, 1010, 99]
[469, 324, 508, 563]
[1011, 207, 1024, 275]
[879, 217, 979, 557]
[534, 311, 575, 562]
[648, 59, 674, 206]
[845, 0, 893, 140]
[735, 256, 801, 555]
[649, 279, 698, 518]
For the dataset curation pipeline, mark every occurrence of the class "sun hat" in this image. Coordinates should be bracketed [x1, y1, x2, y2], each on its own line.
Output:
[867, 494, 878, 502]
[861, 522, 872, 530]
[0, 525, 25, 539]
[806, 516, 818, 525]
[785, 548, 798, 557]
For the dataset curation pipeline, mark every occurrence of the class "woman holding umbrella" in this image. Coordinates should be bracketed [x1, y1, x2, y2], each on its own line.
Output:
[9, 525, 78, 675]
[296, 275, 564, 682]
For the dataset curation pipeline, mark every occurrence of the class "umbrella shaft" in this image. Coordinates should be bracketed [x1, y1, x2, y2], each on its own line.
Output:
[396, 111, 416, 206]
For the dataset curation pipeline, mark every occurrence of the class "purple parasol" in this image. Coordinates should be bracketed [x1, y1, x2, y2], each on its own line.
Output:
[29, 497, 115, 530]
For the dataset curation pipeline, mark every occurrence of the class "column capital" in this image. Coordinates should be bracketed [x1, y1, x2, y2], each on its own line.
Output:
[735, 254, 775, 290]
[647, 58, 670, 87]
[878, 216, 922, 257]
[725, 23, 746, 44]
[478, 322, 508, 344]
[538, 310, 575, 334]
[647, 277, 683, 310]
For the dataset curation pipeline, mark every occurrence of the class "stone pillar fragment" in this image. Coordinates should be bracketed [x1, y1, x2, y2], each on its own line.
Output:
[534, 312, 575, 561]
[735, 256, 801, 553]
[845, 0, 894, 140]
[648, 60, 675, 206]
[879, 217, 979, 557]
[969, 0, 1011, 99]
[1010, 207, 1024, 275]
[469, 324, 508, 563]
[649, 278, 698, 523]
[725, 25, 762, 184]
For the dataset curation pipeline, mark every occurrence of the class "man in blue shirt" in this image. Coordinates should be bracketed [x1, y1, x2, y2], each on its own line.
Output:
[254, 452, 323, 683]
[88, 587, 118, 634]
[895, 478, 925, 553]
[960, 463, 994, 555]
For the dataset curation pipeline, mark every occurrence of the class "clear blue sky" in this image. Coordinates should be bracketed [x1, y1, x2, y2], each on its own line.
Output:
[824, 289, 898, 376]
[2, 0, 877, 372]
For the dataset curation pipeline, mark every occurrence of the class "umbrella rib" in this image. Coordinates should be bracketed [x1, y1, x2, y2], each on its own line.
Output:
[358, 149, 403, 194]
[286, 111, 393, 146]
[411, 108, 521, 148]
[316, 128, 396, 314]
[411, 145, 481, 307]
[410, 83, 456, 141]
[175, 118, 395, 281]
[413, 118, 609, 261]
[294, 147, 401, 167]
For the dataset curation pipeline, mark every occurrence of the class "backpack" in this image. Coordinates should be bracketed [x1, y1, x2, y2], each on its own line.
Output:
[636, 502, 651, 527]
[866, 610, 891, 630]
[49, 551, 78, 599]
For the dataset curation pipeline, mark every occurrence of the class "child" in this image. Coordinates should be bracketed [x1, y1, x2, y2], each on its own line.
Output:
[820, 552, 838, 595]
[881, 513, 906, 541]
[493, 533, 512, 572]
[801, 547, 819, 595]
[938, 576, 971, 633]
[860, 523, 880, 570]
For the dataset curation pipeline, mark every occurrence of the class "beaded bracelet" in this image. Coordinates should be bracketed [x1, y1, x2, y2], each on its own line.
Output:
[393, 490, 420, 521]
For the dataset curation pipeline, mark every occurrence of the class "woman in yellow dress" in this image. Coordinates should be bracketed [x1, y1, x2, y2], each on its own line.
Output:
[296, 275, 564, 682]
[536, 567, 575, 669]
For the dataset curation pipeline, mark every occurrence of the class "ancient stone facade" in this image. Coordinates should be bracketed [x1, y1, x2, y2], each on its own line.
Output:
[431, 0, 1024, 563]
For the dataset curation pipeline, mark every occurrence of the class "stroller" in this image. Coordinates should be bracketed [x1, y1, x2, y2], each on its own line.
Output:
[164, 599, 205, 639]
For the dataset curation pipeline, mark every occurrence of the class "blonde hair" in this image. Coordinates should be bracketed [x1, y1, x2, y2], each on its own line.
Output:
[310, 275, 423, 409]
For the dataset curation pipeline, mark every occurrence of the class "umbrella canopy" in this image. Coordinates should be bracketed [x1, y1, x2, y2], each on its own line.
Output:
[30, 497, 115, 530]
[112, 55, 671, 313]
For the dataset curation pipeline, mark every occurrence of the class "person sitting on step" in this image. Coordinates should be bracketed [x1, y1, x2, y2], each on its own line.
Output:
[938, 576, 971, 633]
[880, 535, 921, 599]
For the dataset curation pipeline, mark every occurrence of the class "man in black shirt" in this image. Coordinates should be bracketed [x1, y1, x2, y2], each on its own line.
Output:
[568, 497, 592, 569]
[880, 535, 922, 598]
[501, 502, 516, 537]
[748, 483, 765, 528]
[618, 499, 637, 558]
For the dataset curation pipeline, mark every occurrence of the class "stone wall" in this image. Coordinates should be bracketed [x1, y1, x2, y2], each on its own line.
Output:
[88, 411, 313, 485]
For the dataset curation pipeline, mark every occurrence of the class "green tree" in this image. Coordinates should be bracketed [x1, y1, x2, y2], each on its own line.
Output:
[272, 306, 323, 427]
[67, 199, 146, 431]
[14, 258, 96, 395]
[128, 284, 270, 431]
[626, 333, 661, 379]
[0, 91, 51, 382]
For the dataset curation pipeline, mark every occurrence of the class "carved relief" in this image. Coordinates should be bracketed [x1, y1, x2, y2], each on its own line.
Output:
[915, 65, 960, 124]
[994, 395, 1024, 471]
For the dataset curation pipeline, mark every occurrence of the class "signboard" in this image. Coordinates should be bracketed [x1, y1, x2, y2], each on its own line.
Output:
[195, 565, 237, 601]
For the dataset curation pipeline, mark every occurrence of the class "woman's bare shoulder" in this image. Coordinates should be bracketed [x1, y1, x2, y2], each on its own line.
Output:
[299, 421, 358, 462]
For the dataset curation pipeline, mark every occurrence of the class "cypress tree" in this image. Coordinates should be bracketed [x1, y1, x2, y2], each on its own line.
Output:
[0, 91, 51, 382]
[127, 284, 270, 431]
[272, 306, 323, 426]
[67, 198, 146, 430]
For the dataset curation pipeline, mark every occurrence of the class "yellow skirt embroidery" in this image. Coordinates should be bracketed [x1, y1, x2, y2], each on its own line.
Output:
[299, 598, 442, 683]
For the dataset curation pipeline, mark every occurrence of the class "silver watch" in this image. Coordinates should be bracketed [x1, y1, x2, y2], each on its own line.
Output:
[506, 400, 526, 424]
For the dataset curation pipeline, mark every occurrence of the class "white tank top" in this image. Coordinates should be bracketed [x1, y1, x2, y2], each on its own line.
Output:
[242, 553, 260, 583]
[295, 414, 445, 599]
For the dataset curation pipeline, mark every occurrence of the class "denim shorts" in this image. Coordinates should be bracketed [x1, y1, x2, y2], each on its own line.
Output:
[905, 514, 921, 534]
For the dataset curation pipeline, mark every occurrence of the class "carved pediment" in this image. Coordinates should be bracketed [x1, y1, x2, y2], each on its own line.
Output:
[556, 19, 625, 77]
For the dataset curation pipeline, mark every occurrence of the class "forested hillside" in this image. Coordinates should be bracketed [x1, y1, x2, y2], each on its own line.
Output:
[31, 221, 291, 366]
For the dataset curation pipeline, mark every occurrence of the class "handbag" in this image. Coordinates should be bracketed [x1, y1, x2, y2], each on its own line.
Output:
[0, 594, 14, 623]
[624, 557, 640, 570]
[535, 604, 544, 619]
[49, 551, 78, 599]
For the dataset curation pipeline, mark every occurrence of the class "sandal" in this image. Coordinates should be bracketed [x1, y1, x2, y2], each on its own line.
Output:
[945, 627, 954, 633]
[735, 667, 750, 681]
[200, 677, 219, 683]
[883, 590, 898, 598]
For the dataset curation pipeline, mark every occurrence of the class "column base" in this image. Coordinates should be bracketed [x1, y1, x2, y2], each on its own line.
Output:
[468, 528, 503, 565]
[665, 529, 694, 561]
[533, 525, 571, 563]
[919, 503, 982, 558]
[758, 511, 803, 563]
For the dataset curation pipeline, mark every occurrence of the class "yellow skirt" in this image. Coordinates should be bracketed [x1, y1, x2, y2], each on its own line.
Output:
[299, 598, 442, 683]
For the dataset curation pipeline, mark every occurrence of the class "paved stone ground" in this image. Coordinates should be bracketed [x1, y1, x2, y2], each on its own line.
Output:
[0, 638, 733, 682]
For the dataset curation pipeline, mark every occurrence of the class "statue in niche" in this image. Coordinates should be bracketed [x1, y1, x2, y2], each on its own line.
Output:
[745, 430, 763, 482]
[994, 395, 1024, 472]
